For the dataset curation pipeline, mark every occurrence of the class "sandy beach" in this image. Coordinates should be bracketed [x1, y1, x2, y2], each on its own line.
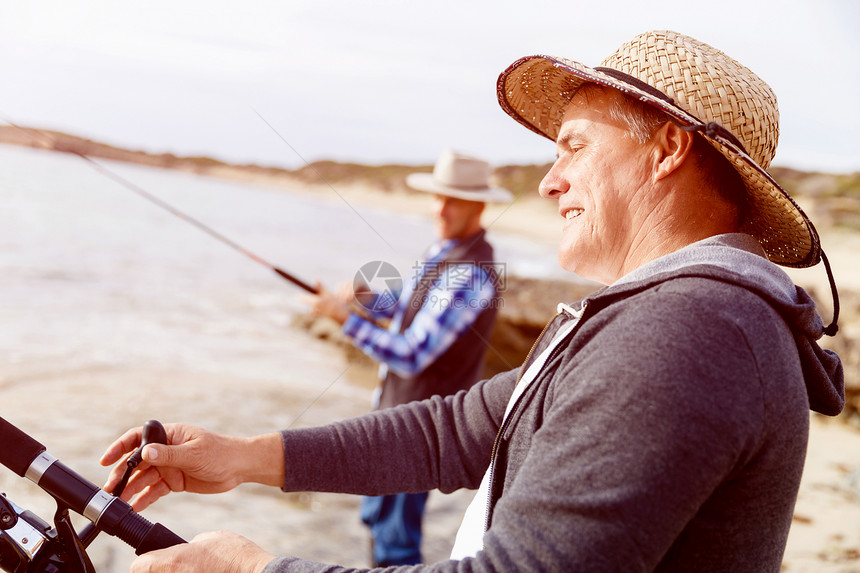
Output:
[1, 145, 859, 571]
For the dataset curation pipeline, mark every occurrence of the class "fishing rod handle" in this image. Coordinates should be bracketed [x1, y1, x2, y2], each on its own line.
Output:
[72, 483, 185, 555]
[0, 416, 45, 477]
[110, 510, 186, 556]
[0, 417, 186, 554]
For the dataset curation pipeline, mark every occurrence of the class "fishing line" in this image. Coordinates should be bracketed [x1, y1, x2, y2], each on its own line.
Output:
[0, 119, 318, 294]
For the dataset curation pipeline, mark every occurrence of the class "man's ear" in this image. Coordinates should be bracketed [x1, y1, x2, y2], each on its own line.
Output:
[652, 122, 696, 182]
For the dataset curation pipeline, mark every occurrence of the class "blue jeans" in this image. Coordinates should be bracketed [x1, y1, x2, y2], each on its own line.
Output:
[360, 492, 429, 566]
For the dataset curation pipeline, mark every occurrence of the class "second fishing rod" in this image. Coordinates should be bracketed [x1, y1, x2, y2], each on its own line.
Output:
[5, 121, 319, 295]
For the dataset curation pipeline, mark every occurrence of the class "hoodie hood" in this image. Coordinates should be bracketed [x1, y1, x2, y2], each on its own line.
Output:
[606, 234, 844, 415]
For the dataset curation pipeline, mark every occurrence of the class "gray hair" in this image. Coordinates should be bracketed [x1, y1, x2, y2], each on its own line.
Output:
[575, 83, 750, 225]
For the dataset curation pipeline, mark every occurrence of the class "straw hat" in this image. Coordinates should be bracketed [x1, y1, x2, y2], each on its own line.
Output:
[407, 149, 514, 203]
[497, 30, 820, 268]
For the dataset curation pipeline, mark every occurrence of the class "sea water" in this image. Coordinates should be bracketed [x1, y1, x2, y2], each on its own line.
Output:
[0, 144, 567, 384]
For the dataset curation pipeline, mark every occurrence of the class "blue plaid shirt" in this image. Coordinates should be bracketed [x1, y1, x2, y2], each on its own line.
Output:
[342, 238, 496, 379]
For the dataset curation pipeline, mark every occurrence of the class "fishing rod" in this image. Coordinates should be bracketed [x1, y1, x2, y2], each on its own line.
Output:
[1, 120, 319, 294]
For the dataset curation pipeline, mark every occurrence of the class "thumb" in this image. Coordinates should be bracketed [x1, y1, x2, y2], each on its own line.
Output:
[141, 443, 178, 467]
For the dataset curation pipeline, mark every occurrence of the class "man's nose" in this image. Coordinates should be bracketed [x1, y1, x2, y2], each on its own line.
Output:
[435, 198, 451, 217]
[538, 161, 569, 199]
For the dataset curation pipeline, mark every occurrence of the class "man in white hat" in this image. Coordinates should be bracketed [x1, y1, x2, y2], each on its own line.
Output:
[104, 31, 844, 572]
[302, 148, 512, 566]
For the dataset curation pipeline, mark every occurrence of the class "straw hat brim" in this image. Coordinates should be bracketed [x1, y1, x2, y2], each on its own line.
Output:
[406, 173, 514, 203]
[497, 55, 820, 268]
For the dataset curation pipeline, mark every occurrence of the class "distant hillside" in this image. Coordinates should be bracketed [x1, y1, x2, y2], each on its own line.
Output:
[1, 124, 858, 230]
[0, 125, 242, 172]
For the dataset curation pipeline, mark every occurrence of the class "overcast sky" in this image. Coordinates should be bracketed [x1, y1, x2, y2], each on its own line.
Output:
[1, 0, 857, 173]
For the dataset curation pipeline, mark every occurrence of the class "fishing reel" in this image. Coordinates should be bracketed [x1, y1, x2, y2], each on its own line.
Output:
[0, 419, 184, 573]
[0, 492, 86, 573]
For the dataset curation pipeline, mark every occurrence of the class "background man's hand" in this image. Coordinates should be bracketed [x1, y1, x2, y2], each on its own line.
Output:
[301, 283, 351, 325]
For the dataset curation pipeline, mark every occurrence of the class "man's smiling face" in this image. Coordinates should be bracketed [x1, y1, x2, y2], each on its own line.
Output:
[538, 87, 658, 284]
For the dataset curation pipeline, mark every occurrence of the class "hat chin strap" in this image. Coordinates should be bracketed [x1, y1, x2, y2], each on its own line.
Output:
[821, 250, 840, 336]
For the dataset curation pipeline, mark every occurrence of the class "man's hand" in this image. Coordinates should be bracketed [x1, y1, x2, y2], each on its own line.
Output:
[335, 281, 360, 304]
[130, 530, 275, 573]
[301, 283, 351, 325]
[100, 424, 284, 511]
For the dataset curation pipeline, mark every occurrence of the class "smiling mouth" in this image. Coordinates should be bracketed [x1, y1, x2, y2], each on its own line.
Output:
[563, 209, 584, 220]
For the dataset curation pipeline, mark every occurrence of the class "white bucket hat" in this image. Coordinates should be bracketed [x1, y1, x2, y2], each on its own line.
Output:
[497, 30, 820, 268]
[407, 149, 514, 203]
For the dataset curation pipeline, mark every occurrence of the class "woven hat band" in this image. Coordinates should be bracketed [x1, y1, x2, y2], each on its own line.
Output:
[593, 66, 675, 105]
[593, 66, 751, 155]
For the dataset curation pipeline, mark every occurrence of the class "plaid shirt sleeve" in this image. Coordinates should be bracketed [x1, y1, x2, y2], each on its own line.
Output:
[342, 263, 496, 378]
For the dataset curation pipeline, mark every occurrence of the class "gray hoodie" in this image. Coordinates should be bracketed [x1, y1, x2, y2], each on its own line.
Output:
[268, 234, 844, 572]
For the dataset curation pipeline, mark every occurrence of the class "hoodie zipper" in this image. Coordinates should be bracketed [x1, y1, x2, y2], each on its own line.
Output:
[481, 301, 588, 531]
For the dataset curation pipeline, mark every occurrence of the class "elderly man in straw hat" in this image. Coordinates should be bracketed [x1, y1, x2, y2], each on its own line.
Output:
[300, 148, 512, 566]
[104, 31, 844, 572]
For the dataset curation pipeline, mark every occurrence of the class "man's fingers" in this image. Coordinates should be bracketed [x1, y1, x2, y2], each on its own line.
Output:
[129, 544, 176, 573]
[120, 464, 184, 511]
[100, 426, 153, 492]
[128, 479, 173, 512]
[100, 427, 143, 466]
[119, 465, 162, 501]
[141, 442, 187, 470]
